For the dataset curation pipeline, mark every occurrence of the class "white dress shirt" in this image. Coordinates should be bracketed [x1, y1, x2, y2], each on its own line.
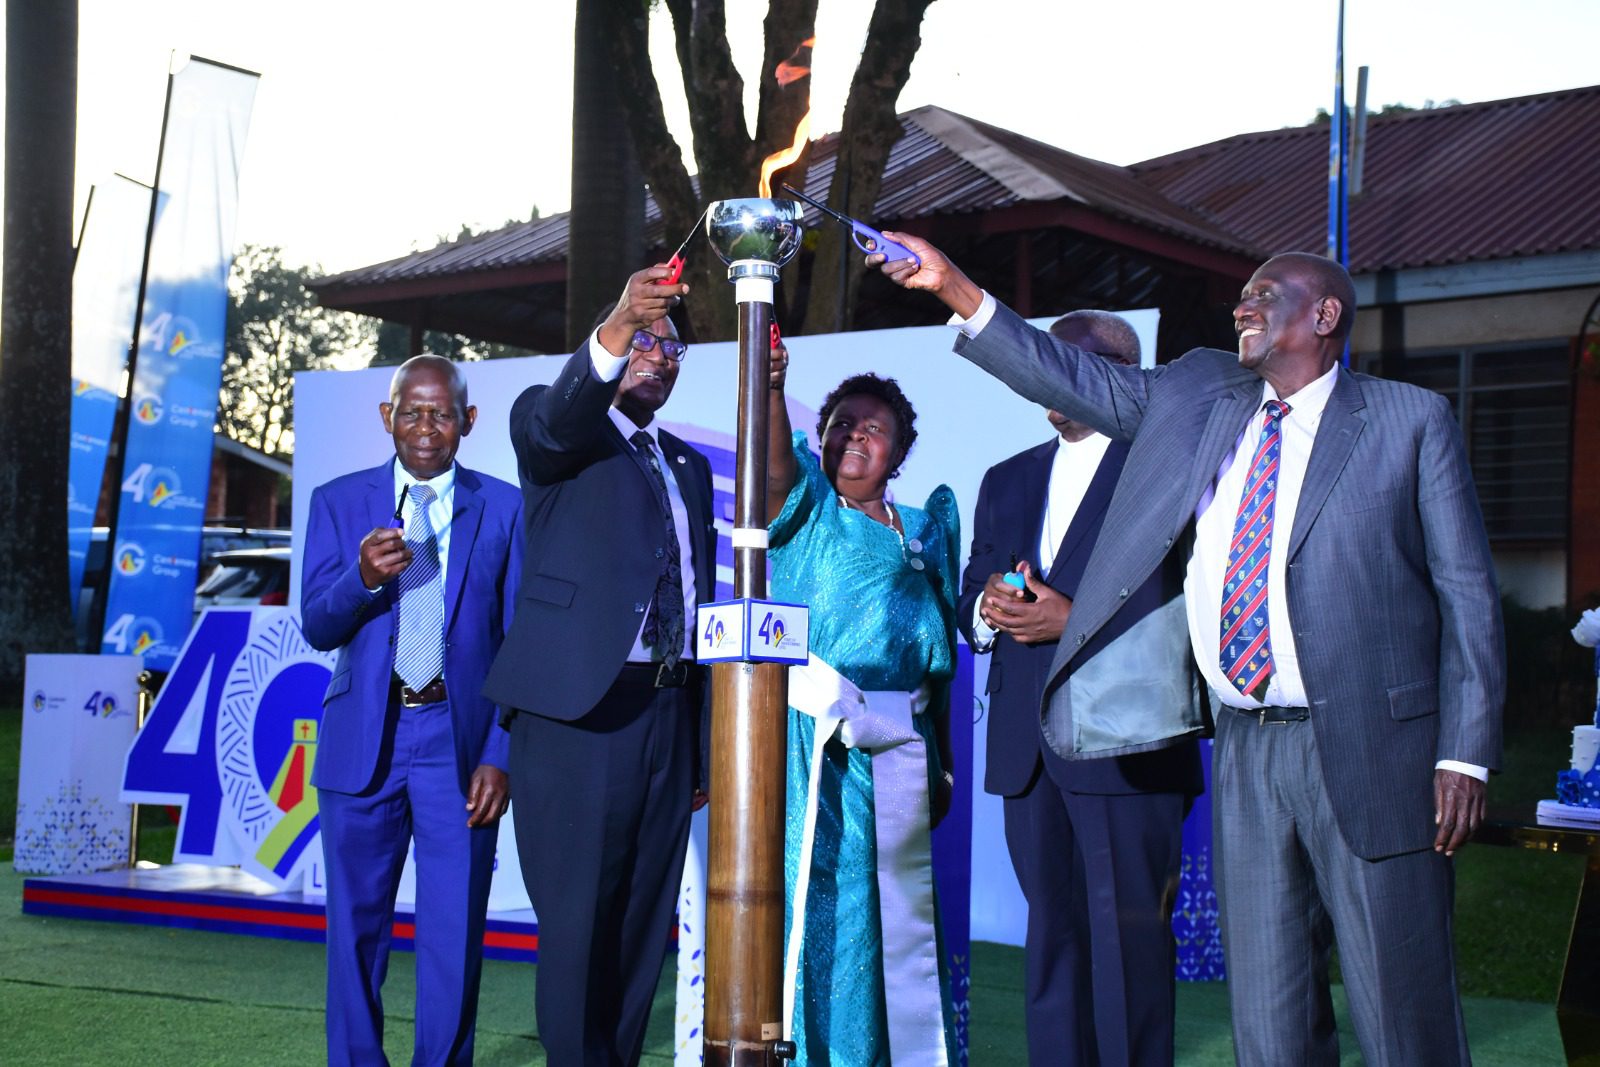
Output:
[592, 328, 699, 663]
[970, 431, 1111, 651]
[366, 461, 456, 594]
[1184, 366, 1337, 710]
[390, 461, 456, 576]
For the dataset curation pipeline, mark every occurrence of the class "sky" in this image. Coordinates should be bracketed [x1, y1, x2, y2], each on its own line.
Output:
[19, 0, 1600, 276]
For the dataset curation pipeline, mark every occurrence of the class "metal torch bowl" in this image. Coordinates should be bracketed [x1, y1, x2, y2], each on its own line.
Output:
[705, 198, 804, 268]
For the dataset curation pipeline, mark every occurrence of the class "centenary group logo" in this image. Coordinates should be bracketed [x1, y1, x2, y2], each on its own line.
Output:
[707, 616, 728, 649]
[168, 328, 195, 357]
[115, 542, 147, 577]
[770, 616, 787, 644]
[129, 617, 163, 657]
[217, 613, 333, 885]
[98, 693, 119, 718]
[72, 378, 95, 397]
[133, 395, 164, 425]
[31, 690, 47, 713]
[146, 467, 181, 508]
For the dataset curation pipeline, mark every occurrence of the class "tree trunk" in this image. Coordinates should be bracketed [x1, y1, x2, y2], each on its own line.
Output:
[603, 0, 816, 343]
[566, 0, 645, 350]
[802, 0, 934, 336]
[0, 0, 78, 687]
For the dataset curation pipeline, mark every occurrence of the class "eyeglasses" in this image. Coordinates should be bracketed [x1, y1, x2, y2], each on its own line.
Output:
[631, 329, 688, 362]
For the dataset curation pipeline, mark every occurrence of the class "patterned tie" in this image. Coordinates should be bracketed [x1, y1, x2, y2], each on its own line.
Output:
[631, 430, 684, 668]
[1220, 400, 1292, 701]
[394, 483, 445, 691]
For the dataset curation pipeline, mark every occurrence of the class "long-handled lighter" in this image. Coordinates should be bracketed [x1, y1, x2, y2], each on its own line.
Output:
[781, 184, 921, 268]
[656, 206, 709, 284]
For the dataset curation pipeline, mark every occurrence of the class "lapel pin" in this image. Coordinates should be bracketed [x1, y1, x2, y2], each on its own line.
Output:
[676, 454, 686, 464]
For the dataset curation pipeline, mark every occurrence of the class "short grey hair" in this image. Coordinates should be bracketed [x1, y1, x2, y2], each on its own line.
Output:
[1048, 310, 1141, 364]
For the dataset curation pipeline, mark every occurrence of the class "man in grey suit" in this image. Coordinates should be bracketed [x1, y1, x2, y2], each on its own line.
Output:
[875, 239, 1503, 1065]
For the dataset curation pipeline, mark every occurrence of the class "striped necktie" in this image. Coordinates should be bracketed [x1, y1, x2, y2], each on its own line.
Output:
[394, 483, 444, 691]
[630, 430, 684, 668]
[1220, 399, 1291, 701]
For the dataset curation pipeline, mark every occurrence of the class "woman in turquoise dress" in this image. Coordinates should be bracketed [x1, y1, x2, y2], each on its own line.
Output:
[764, 344, 959, 1066]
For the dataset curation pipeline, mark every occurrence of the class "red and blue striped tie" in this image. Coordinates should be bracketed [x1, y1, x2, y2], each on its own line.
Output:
[1220, 400, 1291, 701]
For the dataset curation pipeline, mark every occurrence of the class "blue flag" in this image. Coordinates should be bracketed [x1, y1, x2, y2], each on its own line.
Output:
[101, 58, 258, 667]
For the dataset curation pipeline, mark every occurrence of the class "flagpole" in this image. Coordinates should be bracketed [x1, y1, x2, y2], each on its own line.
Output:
[1328, 0, 1351, 365]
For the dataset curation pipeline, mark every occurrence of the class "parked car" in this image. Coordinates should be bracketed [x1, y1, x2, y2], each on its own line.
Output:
[192, 546, 292, 617]
[74, 526, 293, 650]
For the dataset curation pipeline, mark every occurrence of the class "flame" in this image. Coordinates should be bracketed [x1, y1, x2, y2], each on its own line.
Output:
[774, 36, 815, 88]
[758, 111, 811, 198]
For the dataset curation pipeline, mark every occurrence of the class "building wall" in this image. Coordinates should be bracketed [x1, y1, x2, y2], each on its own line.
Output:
[1571, 366, 1600, 606]
[1350, 287, 1594, 351]
[1351, 285, 1596, 611]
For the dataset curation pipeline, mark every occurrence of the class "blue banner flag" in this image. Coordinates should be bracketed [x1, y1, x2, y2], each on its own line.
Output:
[102, 58, 258, 667]
[69, 176, 157, 613]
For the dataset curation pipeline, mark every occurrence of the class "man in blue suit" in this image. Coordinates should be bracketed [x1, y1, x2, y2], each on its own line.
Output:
[302, 354, 522, 1066]
[879, 241, 1502, 1065]
[483, 265, 715, 1066]
[960, 310, 1202, 1066]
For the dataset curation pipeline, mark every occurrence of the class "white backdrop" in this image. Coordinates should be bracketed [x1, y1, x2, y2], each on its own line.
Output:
[293, 309, 1158, 946]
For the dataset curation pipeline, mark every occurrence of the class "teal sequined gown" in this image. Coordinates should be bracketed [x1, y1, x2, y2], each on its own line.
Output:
[769, 431, 959, 1066]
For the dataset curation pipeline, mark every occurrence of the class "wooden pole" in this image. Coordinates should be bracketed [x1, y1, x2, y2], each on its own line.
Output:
[704, 279, 791, 1065]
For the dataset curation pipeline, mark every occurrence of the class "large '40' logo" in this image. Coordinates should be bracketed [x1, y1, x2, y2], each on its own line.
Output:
[120, 609, 334, 889]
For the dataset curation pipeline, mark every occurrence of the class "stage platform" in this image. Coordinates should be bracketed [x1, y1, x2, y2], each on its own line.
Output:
[21, 864, 541, 962]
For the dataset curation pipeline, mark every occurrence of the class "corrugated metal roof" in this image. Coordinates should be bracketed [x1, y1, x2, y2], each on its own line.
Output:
[314, 86, 1600, 296]
[1131, 85, 1600, 274]
[314, 104, 1252, 292]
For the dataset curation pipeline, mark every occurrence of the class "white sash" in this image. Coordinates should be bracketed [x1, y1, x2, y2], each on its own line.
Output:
[785, 654, 949, 1066]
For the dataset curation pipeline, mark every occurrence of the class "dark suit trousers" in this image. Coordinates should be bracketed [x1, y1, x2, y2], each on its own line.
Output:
[320, 696, 498, 1067]
[509, 674, 695, 1067]
[1003, 747, 1186, 1067]
[1212, 707, 1469, 1066]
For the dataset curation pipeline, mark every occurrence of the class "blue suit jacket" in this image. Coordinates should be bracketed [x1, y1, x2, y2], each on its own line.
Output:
[482, 343, 718, 721]
[958, 303, 1505, 859]
[959, 437, 1202, 798]
[301, 460, 522, 795]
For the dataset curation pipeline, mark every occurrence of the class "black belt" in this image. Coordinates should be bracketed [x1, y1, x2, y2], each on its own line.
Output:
[618, 661, 692, 689]
[393, 676, 447, 707]
[1226, 702, 1309, 726]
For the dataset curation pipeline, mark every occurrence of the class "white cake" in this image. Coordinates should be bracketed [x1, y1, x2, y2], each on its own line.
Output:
[1538, 723, 1600, 827]
[1574, 725, 1600, 779]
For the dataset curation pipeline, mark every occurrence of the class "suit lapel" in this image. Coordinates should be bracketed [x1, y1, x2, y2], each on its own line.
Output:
[1286, 371, 1366, 562]
[366, 462, 400, 622]
[658, 431, 712, 580]
[369, 459, 401, 531]
[1184, 387, 1260, 516]
[444, 469, 483, 634]
[610, 418, 671, 519]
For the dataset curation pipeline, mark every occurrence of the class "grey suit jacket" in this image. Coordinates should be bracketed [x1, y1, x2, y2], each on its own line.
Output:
[957, 301, 1505, 859]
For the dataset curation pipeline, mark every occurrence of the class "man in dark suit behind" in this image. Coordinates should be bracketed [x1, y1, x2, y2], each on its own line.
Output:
[483, 265, 715, 1066]
[961, 310, 1202, 1066]
[302, 355, 521, 1066]
[879, 238, 1502, 1065]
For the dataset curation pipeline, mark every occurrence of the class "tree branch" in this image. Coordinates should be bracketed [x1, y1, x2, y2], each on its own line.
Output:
[802, 0, 934, 334]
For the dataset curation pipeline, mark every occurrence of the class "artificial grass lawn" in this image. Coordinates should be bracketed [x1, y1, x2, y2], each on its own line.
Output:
[0, 865, 1564, 1066]
[0, 707, 1581, 1062]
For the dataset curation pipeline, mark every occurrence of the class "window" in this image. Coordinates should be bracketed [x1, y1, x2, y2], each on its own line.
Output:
[1371, 343, 1569, 542]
